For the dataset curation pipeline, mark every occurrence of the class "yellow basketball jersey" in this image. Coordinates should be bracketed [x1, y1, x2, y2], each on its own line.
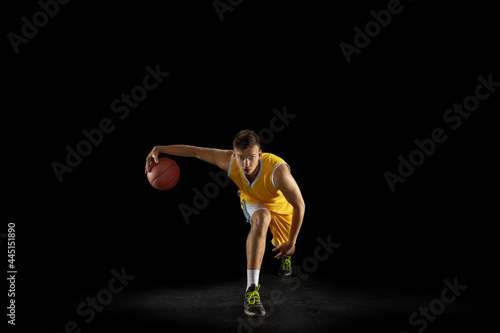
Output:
[228, 153, 293, 215]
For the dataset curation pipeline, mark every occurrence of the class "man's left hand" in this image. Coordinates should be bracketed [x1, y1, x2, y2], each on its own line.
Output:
[272, 241, 296, 259]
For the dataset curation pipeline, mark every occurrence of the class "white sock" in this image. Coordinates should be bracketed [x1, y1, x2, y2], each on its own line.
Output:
[247, 269, 260, 290]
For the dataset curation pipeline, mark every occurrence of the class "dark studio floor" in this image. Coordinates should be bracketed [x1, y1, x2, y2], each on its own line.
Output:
[31, 271, 496, 333]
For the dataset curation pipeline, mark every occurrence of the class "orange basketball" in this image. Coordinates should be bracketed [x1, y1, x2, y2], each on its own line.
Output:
[147, 158, 180, 190]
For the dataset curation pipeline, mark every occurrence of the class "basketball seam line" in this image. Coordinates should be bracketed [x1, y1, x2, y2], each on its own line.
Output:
[153, 164, 179, 188]
[152, 163, 175, 184]
[155, 167, 179, 188]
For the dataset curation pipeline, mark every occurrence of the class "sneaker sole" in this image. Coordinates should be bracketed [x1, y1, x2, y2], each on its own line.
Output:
[244, 309, 266, 317]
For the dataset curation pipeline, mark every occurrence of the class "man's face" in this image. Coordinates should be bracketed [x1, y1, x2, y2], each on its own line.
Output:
[233, 145, 262, 176]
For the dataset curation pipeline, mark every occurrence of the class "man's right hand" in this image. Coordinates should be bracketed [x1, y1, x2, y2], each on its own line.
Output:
[145, 146, 160, 174]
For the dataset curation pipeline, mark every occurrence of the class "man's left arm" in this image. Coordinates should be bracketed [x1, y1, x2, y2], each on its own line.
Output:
[272, 164, 306, 259]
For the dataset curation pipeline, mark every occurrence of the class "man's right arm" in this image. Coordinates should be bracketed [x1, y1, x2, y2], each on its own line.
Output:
[145, 145, 232, 174]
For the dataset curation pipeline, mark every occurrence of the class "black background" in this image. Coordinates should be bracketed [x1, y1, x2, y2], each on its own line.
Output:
[4, 0, 499, 332]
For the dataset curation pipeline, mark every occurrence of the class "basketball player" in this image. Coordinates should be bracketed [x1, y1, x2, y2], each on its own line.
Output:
[145, 130, 305, 317]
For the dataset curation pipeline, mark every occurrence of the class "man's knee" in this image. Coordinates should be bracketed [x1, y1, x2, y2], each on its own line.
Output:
[251, 209, 271, 233]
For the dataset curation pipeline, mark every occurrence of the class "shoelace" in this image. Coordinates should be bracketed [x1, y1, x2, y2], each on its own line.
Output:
[280, 257, 291, 270]
[246, 286, 262, 305]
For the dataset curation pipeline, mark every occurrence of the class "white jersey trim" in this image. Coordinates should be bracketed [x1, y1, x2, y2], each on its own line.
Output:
[227, 155, 233, 177]
[272, 162, 290, 190]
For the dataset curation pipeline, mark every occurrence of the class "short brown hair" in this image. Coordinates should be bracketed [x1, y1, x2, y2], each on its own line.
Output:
[233, 129, 261, 150]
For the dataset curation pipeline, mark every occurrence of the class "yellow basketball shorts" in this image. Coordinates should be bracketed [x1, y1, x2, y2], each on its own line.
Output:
[238, 191, 292, 246]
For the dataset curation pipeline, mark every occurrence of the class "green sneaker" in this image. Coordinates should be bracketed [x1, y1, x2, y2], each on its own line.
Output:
[278, 256, 292, 276]
[244, 284, 266, 317]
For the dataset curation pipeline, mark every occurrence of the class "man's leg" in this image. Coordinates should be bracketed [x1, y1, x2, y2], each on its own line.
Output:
[269, 213, 293, 276]
[244, 209, 271, 317]
[247, 209, 271, 271]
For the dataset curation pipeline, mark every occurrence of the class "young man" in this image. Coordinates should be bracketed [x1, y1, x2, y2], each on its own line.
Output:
[144, 130, 305, 316]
